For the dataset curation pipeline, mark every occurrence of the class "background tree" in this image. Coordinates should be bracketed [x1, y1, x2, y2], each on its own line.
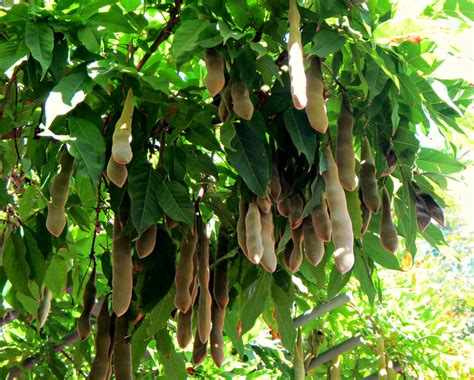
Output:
[0, 0, 472, 378]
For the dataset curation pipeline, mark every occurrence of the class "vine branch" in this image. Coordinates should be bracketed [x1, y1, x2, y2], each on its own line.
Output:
[136, 0, 183, 71]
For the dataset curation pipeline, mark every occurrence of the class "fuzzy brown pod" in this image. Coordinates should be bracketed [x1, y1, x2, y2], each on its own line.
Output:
[192, 328, 208, 366]
[305, 57, 328, 133]
[197, 216, 212, 344]
[204, 48, 225, 97]
[260, 210, 277, 273]
[302, 217, 324, 267]
[112, 218, 132, 317]
[210, 303, 225, 367]
[360, 136, 381, 214]
[311, 197, 331, 242]
[288, 194, 304, 230]
[237, 198, 249, 258]
[323, 146, 354, 274]
[231, 80, 254, 120]
[37, 287, 52, 328]
[77, 263, 97, 340]
[245, 202, 264, 264]
[177, 307, 193, 349]
[113, 316, 132, 380]
[136, 224, 157, 259]
[213, 227, 229, 310]
[106, 156, 127, 188]
[380, 187, 399, 253]
[284, 225, 303, 272]
[89, 295, 111, 380]
[288, 0, 307, 109]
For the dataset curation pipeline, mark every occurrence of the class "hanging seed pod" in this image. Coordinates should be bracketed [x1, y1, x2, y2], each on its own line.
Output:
[335, 96, 356, 191]
[330, 356, 342, 380]
[77, 263, 97, 340]
[380, 187, 399, 253]
[89, 295, 111, 380]
[177, 307, 194, 349]
[311, 196, 332, 242]
[192, 327, 208, 366]
[260, 210, 277, 273]
[113, 316, 132, 380]
[46, 149, 74, 237]
[270, 162, 282, 200]
[136, 224, 157, 259]
[245, 202, 264, 264]
[323, 146, 354, 274]
[111, 89, 134, 165]
[237, 198, 249, 257]
[276, 196, 291, 218]
[302, 217, 324, 267]
[174, 224, 198, 313]
[360, 136, 381, 213]
[305, 56, 328, 133]
[204, 48, 225, 97]
[231, 80, 254, 120]
[288, 0, 307, 109]
[112, 217, 132, 317]
[360, 190, 372, 235]
[210, 302, 225, 367]
[106, 156, 127, 188]
[213, 227, 229, 310]
[293, 328, 305, 380]
[37, 287, 52, 328]
[288, 194, 304, 230]
[285, 225, 303, 272]
[257, 196, 272, 214]
[197, 216, 212, 344]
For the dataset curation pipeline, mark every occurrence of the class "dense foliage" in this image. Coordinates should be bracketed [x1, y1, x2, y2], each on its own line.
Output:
[0, 0, 472, 378]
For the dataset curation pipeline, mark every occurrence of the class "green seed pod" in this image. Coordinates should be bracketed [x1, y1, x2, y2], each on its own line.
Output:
[360, 137, 381, 213]
[245, 201, 264, 264]
[380, 187, 399, 253]
[197, 216, 212, 344]
[323, 146, 354, 274]
[37, 287, 52, 328]
[237, 198, 249, 257]
[293, 328, 305, 380]
[305, 57, 328, 133]
[336, 96, 356, 191]
[205, 48, 225, 97]
[174, 224, 198, 313]
[302, 217, 324, 267]
[113, 316, 132, 380]
[260, 210, 277, 273]
[377, 336, 387, 380]
[77, 263, 97, 340]
[89, 295, 111, 380]
[112, 218, 132, 317]
[330, 356, 342, 380]
[231, 80, 254, 120]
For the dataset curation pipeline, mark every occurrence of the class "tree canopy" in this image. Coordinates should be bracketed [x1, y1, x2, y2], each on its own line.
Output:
[0, 0, 472, 378]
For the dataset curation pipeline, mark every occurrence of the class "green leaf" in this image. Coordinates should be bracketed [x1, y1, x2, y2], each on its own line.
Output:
[128, 163, 163, 235]
[416, 148, 465, 174]
[185, 124, 221, 152]
[171, 19, 210, 61]
[365, 58, 389, 102]
[25, 22, 54, 76]
[156, 180, 194, 226]
[44, 72, 94, 128]
[218, 21, 245, 43]
[311, 28, 346, 57]
[363, 232, 401, 270]
[156, 330, 187, 380]
[0, 39, 28, 72]
[146, 291, 175, 336]
[77, 26, 101, 52]
[240, 271, 272, 334]
[327, 264, 351, 299]
[131, 323, 151, 371]
[353, 248, 376, 303]
[283, 108, 317, 164]
[227, 118, 270, 197]
[44, 253, 69, 295]
[271, 279, 296, 354]
[68, 117, 105, 189]
[89, 5, 135, 33]
[3, 232, 31, 297]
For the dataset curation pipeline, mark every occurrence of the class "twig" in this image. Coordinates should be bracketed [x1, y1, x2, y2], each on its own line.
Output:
[136, 0, 183, 71]
[293, 293, 352, 328]
[0, 61, 25, 119]
[321, 61, 346, 92]
[90, 177, 103, 260]
[306, 334, 364, 372]
[60, 350, 87, 378]
[0, 310, 20, 327]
